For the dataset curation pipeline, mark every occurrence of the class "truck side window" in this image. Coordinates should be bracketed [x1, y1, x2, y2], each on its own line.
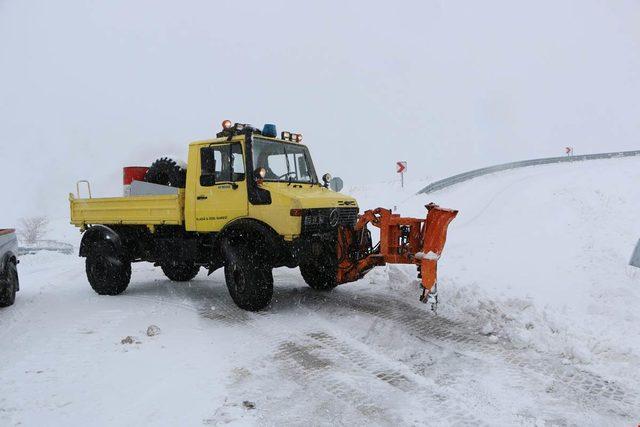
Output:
[200, 143, 245, 184]
[200, 146, 217, 186]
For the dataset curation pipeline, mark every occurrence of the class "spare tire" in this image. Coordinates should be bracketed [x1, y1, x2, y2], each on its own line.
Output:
[144, 157, 186, 188]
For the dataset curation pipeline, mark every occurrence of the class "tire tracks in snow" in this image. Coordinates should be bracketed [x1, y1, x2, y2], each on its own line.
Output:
[111, 277, 637, 423]
[303, 330, 488, 425]
[323, 292, 638, 419]
[272, 340, 397, 423]
[201, 300, 412, 424]
[117, 286, 401, 422]
[269, 328, 486, 425]
[122, 282, 487, 425]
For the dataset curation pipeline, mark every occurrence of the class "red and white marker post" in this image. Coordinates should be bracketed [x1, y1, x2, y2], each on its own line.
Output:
[397, 161, 407, 188]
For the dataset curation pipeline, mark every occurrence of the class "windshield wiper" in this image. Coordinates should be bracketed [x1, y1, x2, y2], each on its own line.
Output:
[283, 145, 293, 186]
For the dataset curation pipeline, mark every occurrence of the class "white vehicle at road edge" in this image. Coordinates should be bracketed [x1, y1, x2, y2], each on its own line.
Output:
[0, 228, 19, 307]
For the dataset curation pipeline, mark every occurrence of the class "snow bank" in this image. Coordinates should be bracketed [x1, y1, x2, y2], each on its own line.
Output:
[350, 157, 640, 383]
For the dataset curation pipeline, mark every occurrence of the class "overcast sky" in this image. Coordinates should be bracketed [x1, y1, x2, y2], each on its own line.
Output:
[1, 0, 639, 224]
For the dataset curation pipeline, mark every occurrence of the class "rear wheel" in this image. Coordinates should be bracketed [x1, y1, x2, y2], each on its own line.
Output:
[86, 254, 131, 295]
[161, 262, 200, 282]
[223, 243, 273, 311]
[0, 262, 18, 307]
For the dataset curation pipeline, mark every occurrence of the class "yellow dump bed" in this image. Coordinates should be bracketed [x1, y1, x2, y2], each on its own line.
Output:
[69, 191, 185, 227]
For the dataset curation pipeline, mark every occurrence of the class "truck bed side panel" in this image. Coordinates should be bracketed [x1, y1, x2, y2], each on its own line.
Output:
[69, 193, 184, 226]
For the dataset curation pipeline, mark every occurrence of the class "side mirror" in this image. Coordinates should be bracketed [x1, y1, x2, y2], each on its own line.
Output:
[200, 147, 216, 187]
[329, 177, 344, 192]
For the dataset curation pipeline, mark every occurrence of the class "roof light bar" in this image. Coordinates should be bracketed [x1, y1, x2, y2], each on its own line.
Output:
[216, 119, 261, 138]
[280, 131, 303, 142]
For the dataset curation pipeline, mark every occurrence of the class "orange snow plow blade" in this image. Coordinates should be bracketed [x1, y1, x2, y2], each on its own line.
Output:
[336, 203, 458, 302]
[416, 204, 458, 291]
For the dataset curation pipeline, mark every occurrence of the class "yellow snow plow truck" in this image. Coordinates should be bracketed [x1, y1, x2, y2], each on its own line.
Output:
[70, 121, 457, 311]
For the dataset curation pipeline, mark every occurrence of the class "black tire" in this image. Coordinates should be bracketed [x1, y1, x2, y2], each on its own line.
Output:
[144, 157, 186, 188]
[223, 243, 273, 311]
[300, 261, 339, 291]
[161, 262, 200, 282]
[86, 254, 131, 296]
[0, 262, 18, 307]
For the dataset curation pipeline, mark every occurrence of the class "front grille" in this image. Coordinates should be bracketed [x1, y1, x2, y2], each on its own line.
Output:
[301, 207, 359, 235]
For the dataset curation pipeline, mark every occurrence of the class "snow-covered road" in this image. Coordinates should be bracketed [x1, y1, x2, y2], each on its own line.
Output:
[2, 158, 640, 426]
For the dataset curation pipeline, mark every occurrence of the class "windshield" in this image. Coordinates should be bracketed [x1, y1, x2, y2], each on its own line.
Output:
[252, 137, 318, 183]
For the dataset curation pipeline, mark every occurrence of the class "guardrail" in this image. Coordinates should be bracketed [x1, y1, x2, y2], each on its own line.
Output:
[418, 149, 640, 194]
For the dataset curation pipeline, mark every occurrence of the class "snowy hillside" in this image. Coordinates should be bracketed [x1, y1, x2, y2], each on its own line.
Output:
[354, 156, 640, 363]
[1, 157, 639, 425]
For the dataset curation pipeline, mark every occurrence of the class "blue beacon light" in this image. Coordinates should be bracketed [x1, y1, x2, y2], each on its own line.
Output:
[262, 124, 277, 138]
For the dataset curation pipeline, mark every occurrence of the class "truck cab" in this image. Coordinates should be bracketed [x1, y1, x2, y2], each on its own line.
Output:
[184, 129, 358, 239]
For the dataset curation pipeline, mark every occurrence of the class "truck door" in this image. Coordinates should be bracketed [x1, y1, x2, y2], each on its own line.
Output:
[195, 142, 248, 232]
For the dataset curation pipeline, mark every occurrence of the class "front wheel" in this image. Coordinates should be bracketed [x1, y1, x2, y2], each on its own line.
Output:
[300, 261, 339, 291]
[0, 262, 18, 307]
[161, 262, 200, 282]
[223, 244, 273, 311]
[86, 254, 131, 295]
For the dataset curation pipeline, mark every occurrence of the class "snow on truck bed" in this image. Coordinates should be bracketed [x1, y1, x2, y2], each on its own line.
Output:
[2, 157, 640, 426]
